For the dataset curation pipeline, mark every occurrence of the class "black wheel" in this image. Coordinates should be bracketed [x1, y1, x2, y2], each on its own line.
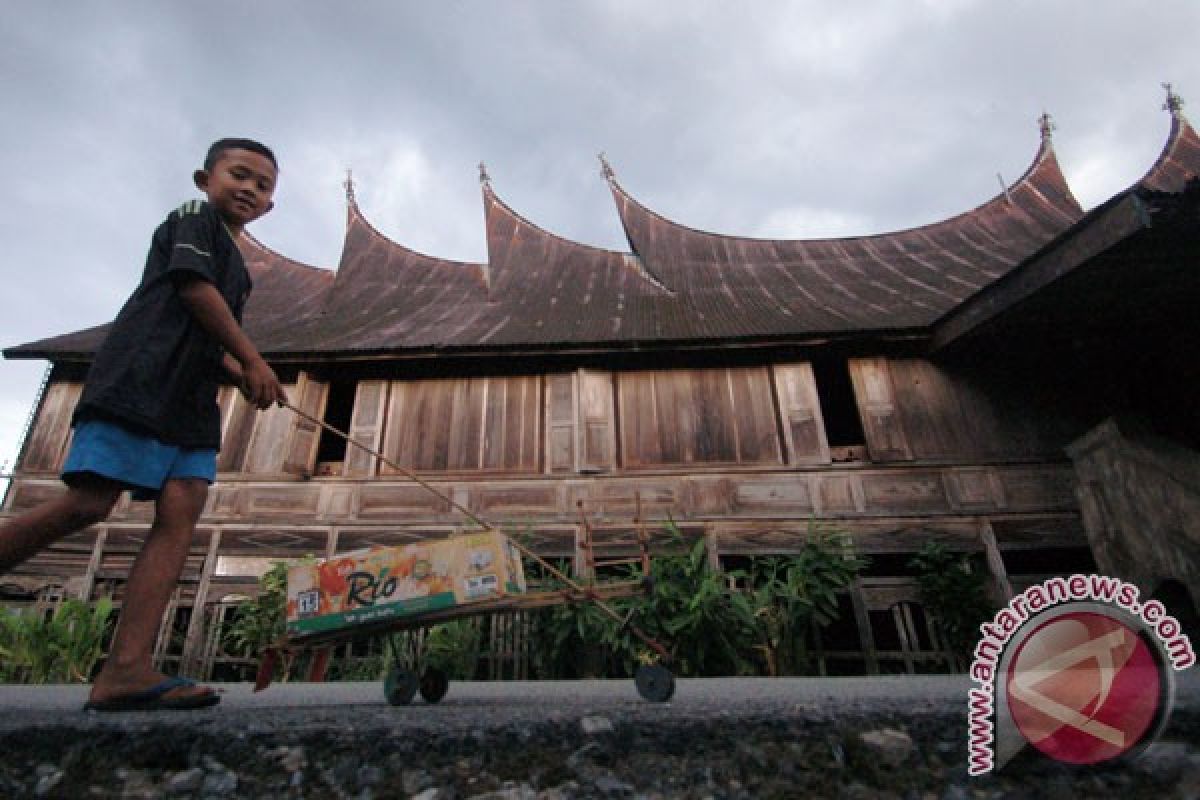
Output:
[635, 664, 675, 702]
[384, 666, 419, 706]
[419, 668, 449, 704]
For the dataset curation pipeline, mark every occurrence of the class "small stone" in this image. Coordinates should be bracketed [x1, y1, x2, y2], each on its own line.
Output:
[567, 741, 605, 771]
[201, 755, 228, 773]
[592, 772, 634, 796]
[581, 715, 615, 735]
[166, 768, 205, 793]
[34, 770, 63, 797]
[403, 768, 435, 794]
[35, 765, 59, 778]
[411, 789, 441, 800]
[202, 770, 238, 796]
[281, 746, 307, 772]
[858, 727, 915, 767]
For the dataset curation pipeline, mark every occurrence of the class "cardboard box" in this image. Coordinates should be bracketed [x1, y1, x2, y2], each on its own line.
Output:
[285, 531, 526, 637]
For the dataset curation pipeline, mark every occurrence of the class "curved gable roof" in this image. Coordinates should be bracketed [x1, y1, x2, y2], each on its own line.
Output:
[1138, 105, 1200, 192]
[609, 133, 1083, 333]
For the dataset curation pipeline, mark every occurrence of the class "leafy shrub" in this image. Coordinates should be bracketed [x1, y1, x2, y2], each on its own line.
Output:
[0, 597, 114, 683]
[908, 542, 995, 670]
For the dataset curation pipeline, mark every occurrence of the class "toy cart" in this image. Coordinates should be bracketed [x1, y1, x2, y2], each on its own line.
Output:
[254, 501, 676, 705]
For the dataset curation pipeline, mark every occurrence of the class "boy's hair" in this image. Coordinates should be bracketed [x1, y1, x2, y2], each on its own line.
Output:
[204, 138, 278, 172]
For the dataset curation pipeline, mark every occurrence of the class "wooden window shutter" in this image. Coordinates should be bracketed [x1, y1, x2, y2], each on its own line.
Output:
[772, 363, 831, 464]
[848, 357, 912, 461]
[20, 381, 82, 472]
[217, 387, 255, 473]
[282, 373, 328, 476]
[242, 382, 299, 475]
[545, 373, 576, 473]
[343, 380, 389, 477]
[578, 370, 615, 473]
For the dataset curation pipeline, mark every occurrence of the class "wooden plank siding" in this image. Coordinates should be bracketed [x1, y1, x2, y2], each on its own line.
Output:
[381, 375, 540, 473]
[616, 367, 782, 469]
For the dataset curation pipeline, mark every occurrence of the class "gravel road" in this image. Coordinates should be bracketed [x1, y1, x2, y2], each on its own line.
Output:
[1, 673, 1197, 798]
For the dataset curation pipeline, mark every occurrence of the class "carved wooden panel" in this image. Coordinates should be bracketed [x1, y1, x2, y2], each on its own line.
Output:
[945, 468, 1002, 511]
[218, 527, 329, 556]
[997, 466, 1077, 511]
[241, 485, 323, 517]
[473, 485, 561, 516]
[817, 475, 862, 513]
[731, 477, 815, 516]
[570, 481, 681, 518]
[358, 483, 452, 518]
[861, 472, 947, 513]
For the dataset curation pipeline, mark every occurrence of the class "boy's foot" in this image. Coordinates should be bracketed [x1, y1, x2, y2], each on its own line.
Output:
[86, 671, 220, 712]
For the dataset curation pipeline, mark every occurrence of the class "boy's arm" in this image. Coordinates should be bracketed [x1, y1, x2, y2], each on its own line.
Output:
[176, 278, 287, 410]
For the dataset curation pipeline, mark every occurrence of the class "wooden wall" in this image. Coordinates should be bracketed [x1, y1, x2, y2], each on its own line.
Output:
[1, 354, 1091, 678]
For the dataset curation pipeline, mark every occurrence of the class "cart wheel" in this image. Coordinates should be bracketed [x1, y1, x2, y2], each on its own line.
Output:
[419, 668, 449, 704]
[635, 664, 675, 702]
[384, 666, 419, 706]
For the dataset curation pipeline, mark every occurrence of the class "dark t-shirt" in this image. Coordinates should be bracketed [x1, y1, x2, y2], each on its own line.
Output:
[73, 199, 253, 449]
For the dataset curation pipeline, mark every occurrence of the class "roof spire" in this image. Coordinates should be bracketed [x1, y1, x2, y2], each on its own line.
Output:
[478, 161, 491, 186]
[344, 169, 356, 205]
[1038, 111, 1056, 142]
[598, 152, 615, 182]
[1163, 82, 1185, 116]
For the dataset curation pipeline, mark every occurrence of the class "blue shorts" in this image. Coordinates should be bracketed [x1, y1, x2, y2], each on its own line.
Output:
[62, 419, 217, 501]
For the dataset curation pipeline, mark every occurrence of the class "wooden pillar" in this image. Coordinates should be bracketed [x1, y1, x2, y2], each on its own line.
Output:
[180, 531, 222, 678]
[978, 519, 1013, 603]
[78, 529, 107, 601]
[849, 579, 879, 675]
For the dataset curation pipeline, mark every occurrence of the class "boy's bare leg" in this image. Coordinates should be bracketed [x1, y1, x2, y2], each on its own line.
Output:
[0, 480, 121, 573]
[89, 477, 213, 703]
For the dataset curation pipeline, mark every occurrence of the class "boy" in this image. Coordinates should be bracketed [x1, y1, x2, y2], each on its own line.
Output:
[0, 138, 288, 710]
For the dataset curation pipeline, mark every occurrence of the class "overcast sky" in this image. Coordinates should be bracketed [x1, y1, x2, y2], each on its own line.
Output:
[1, 1, 1197, 490]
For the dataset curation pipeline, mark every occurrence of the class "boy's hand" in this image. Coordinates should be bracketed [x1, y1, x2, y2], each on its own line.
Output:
[241, 357, 288, 410]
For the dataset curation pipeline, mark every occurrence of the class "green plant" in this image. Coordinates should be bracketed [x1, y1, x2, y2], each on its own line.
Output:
[223, 561, 291, 678]
[525, 555, 637, 679]
[744, 523, 866, 676]
[635, 526, 758, 677]
[908, 542, 995, 670]
[423, 619, 482, 679]
[0, 598, 114, 683]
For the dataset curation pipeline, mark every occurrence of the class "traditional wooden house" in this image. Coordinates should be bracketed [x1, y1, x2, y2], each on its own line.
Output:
[4, 92, 1197, 678]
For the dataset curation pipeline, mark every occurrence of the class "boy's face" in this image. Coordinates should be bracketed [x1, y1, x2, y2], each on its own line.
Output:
[193, 148, 278, 231]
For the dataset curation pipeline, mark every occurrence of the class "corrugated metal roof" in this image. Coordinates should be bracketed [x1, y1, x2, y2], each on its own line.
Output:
[8, 111, 1198, 363]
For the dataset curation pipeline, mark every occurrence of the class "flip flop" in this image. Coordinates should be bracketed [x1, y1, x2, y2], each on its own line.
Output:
[83, 676, 221, 712]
